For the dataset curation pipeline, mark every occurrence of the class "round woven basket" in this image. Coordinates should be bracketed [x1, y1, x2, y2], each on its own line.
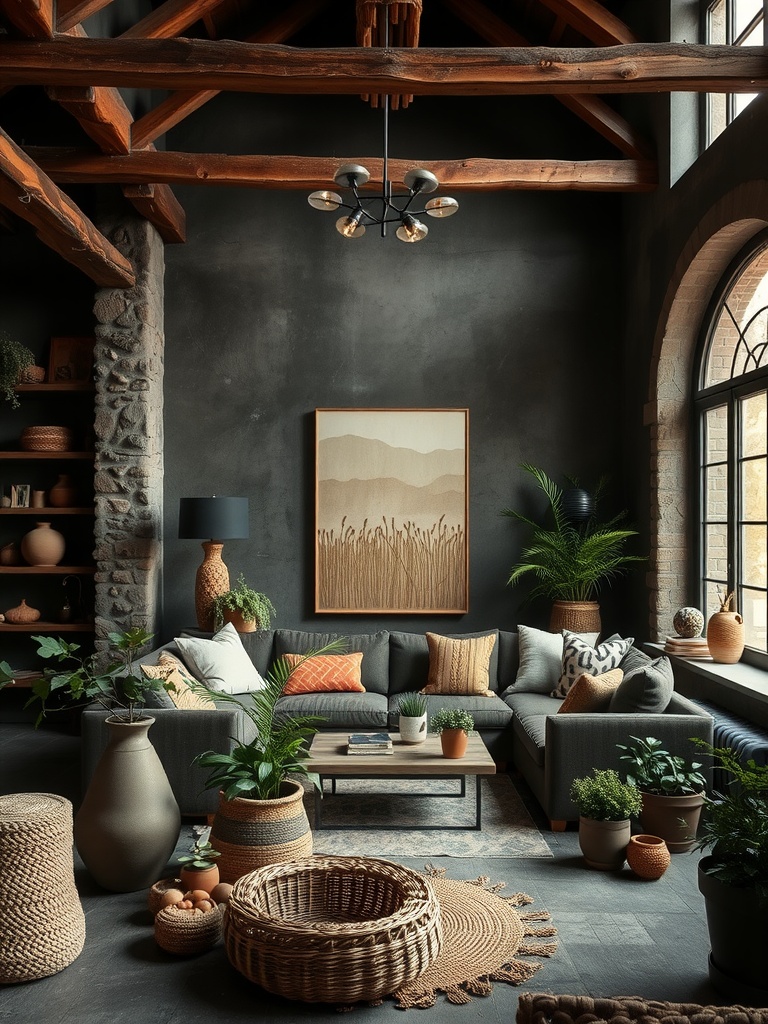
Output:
[147, 877, 184, 916]
[155, 904, 224, 955]
[224, 855, 443, 1003]
[20, 425, 74, 452]
[17, 365, 46, 384]
[0, 793, 86, 984]
[549, 600, 601, 635]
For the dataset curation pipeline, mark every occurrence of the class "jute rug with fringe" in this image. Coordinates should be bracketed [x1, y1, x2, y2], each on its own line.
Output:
[516, 994, 768, 1024]
[385, 866, 557, 1011]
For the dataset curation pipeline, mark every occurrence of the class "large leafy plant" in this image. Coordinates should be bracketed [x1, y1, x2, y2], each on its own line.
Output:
[502, 463, 644, 602]
[617, 735, 707, 795]
[193, 639, 346, 801]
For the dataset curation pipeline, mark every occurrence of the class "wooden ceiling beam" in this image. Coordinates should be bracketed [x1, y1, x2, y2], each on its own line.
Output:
[534, 0, 637, 46]
[131, 0, 329, 150]
[442, 0, 652, 159]
[46, 84, 132, 154]
[122, 183, 186, 242]
[119, 0, 230, 40]
[0, 0, 54, 39]
[1, 40, 766, 95]
[0, 126, 135, 287]
[26, 147, 658, 192]
[57, 0, 115, 33]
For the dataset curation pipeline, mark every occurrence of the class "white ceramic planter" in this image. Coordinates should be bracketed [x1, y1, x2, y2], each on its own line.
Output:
[399, 713, 427, 744]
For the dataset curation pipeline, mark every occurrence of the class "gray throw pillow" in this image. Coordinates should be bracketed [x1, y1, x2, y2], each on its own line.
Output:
[619, 644, 652, 675]
[505, 624, 564, 695]
[608, 655, 674, 713]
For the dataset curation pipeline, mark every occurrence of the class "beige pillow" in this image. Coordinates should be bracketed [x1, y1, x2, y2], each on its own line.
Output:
[141, 659, 217, 711]
[421, 632, 497, 697]
[557, 668, 624, 714]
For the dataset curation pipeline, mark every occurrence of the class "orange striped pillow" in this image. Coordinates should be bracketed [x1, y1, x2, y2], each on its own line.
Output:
[281, 652, 365, 695]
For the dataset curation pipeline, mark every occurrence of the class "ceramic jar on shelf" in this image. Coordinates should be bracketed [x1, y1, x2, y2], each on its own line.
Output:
[48, 474, 78, 508]
[20, 522, 65, 566]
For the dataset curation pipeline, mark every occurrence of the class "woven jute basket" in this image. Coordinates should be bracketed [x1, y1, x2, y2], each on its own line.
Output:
[147, 877, 184, 916]
[224, 855, 443, 1003]
[19, 425, 74, 452]
[549, 600, 601, 635]
[0, 793, 86, 984]
[154, 904, 224, 955]
[210, 782, 313, 883]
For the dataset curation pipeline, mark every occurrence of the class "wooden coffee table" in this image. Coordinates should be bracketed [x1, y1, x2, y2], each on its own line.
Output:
[307, 732, 496, 831]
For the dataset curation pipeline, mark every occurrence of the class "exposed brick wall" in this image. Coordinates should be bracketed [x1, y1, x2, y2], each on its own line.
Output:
[91, 217, 165, 658]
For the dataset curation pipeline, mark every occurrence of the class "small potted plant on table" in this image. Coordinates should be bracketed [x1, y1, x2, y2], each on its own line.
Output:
[570, 768, 642, 870]
[211, 574, 276, 633]
[430, 707, 474, 759]
[397, 691, 428, 744]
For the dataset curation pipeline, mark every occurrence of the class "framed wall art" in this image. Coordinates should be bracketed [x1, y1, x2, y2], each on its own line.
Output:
[315, 408, 469, 614]
[48, 336, 94, 383]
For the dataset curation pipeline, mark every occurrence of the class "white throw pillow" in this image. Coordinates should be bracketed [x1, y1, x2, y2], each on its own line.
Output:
[553, 631, 634, 698]
[503, 624, 600, 696]
[175, 622, 266, 694]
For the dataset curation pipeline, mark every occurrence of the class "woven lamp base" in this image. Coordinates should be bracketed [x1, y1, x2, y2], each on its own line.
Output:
[194, 541, 229, 631]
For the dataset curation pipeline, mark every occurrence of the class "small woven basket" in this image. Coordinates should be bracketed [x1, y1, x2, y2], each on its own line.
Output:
[20, 426, 74, 452]
[154, 904, 224, 955]
[147, 877, 184, 916]
[224, 855, 443, 1003]
[17, 365, 46, 384]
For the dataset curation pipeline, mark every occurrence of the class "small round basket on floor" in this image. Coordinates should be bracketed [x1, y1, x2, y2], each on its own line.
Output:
[224, 855, 443, 1004]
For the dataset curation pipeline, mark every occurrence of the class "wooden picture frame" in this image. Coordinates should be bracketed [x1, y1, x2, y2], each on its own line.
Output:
[48, 336, 94, 383]
[315, 408, 469, 614]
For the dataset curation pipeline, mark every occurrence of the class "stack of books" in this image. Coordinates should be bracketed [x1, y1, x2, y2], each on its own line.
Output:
[664, 635, 711, 659]
[346, 732, 394, 755]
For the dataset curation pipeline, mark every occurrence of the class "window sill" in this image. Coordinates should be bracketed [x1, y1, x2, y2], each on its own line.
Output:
[647, 642, 768, 708]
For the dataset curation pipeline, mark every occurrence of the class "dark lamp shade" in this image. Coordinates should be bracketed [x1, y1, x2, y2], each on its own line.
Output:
[178, 497, 249, 541]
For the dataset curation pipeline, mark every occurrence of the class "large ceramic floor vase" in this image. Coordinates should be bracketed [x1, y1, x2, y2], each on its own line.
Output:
[210, 781, 312, 884]
[74, 717, 181, 893]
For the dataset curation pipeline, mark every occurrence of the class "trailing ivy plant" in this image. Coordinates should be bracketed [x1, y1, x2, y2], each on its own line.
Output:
[210, 574, 276, 631]
[0, 334, 36, 408]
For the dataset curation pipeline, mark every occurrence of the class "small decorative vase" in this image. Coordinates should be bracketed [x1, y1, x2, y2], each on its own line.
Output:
[626, 834, 671, 880]
[75, 717, 181, 893]
[706, 610, 745, 664]
[179, 863, 220, 895]
[561, 487, 594, 524]
[578, 817, 631, 870]
[222, 609, 256, 633]
[399, 713, 427, 744]
[549, 600, 601, 635]
[0, 542, 21, 566]
[4, 598, 41, 624]
[48, 474, 78, 508]
[440, 728, 468, 759]
[20, 521, 65, 566]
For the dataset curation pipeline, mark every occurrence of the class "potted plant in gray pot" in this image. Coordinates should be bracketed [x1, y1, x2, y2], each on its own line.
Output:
[570, 768, 642, 870]
[617, 735, 707, 853]
[693, 742, 768, 1004]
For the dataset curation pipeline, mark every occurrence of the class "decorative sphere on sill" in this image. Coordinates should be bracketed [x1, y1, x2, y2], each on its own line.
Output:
[673, 606, 705, 638]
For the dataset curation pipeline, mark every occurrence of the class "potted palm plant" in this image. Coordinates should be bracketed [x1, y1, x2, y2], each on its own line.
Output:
[570, 768, 642, 870]
[502, 463, 644, 633]
[617, 735, 707, 852]
[430, 707, 474, 759]
[210, 574, 276, 633]
[397, 691, 428, 744]
[693, 742, 768, 1003]
[193, 639, 345, 883]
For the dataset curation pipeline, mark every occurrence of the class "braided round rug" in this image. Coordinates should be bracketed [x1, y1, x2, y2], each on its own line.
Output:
[516, 993, 768, 1024]
[388, 867, 557, 1010]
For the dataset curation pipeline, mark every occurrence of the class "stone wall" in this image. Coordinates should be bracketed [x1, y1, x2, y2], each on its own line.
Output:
[91, 216, 165, 656]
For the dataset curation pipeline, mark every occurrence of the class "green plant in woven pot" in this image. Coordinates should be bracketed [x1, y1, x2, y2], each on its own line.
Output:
[0, 334, 37, 408]
[210, 574, 276, 633]
[570, 768, 642, 871]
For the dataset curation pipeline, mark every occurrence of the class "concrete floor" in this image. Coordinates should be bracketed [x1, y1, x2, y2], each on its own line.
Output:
[0, 721, 722, 1024]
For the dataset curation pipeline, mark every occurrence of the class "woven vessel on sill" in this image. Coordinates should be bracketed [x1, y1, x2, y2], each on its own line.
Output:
[19, 425, 74, 452]
[224, 855, 443, 1003]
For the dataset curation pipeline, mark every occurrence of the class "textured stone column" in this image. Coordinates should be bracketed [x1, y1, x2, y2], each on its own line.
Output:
[92, 216, 164, 657]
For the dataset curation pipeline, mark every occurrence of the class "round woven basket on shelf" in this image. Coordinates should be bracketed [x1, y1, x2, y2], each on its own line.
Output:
[19, 425, 74, 452]
[154, 904, 224, 955]
[224, 855, 443, 1003]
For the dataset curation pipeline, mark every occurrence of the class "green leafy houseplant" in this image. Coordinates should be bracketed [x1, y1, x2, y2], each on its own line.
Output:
[193, 639, 346, 801]
[502, 463, 644, 602]
[0, 629, 165, 726]
[430, 707, 475, 735]
[210, 574, 276, 630]
[617, 735, 707, 795]
[177, 831, 221, 872]
[0, 333, 36, 408]
[570, 768, 643, 821]
[398, 691, 428, 718]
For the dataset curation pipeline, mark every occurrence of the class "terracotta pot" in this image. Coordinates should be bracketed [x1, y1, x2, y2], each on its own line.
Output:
[20, 521, 65, 566]
[440, 728, 469, 759]
[4, 598, 41, 624]
[222, 609, 257, 633]
[74, 717, 181, 893]
[578, 816, 630, 870]
[626, 834, 671, 879]
[179, 863, 220, 895]
[399, 713, 428, 744]
[550, 600, 601, 634]
[639, 790, 705, 853]
[706, 611, 745, 664]
[48, 474, 78, 508]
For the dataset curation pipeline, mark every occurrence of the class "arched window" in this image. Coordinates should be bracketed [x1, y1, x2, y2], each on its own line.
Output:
[696, 232, 768, 661]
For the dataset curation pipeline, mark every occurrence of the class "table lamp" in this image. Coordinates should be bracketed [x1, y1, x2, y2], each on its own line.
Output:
[178, 496, 249, 631]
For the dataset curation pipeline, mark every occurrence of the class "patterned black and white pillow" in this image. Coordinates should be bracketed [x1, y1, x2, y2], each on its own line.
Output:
[552, 631, 635, 698]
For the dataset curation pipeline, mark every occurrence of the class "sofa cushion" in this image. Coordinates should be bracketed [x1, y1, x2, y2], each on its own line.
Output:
[553, 632, 633, 698]
[141, 662, 217, 711]
[619, 644, 653, 675]
[389, 630, 501, 695]
[557, 668, 623, 714]
[421, 632, 497, 697]
[175, 623, 267, 694]
[275, 692, 388, 730]
[506, 691, 562, 768]
[504, 624, 564, 695]
[274, 629, 390, 695]
[497, 630, 520, 689]
[387, 693, 513, 731]
[282, 652, 365, 694]
[609, 655, 674, 713]
[233, 630, 276, 678]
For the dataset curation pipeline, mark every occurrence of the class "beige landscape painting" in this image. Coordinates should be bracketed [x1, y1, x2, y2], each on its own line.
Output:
[315, 409, 468, 613]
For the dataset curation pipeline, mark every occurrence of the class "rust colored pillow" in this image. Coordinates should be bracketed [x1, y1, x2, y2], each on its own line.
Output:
[557, 668, 624, 714]
[281, 652, 365, 695]
[421, 632, 497, 697]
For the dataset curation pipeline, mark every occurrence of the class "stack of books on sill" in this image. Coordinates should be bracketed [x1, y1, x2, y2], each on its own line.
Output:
[347, 732, 394, 755]
[664, 635, 712, 659]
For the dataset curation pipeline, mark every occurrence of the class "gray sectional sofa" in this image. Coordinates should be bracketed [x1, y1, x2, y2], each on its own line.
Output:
[81, 626, 714, 824]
